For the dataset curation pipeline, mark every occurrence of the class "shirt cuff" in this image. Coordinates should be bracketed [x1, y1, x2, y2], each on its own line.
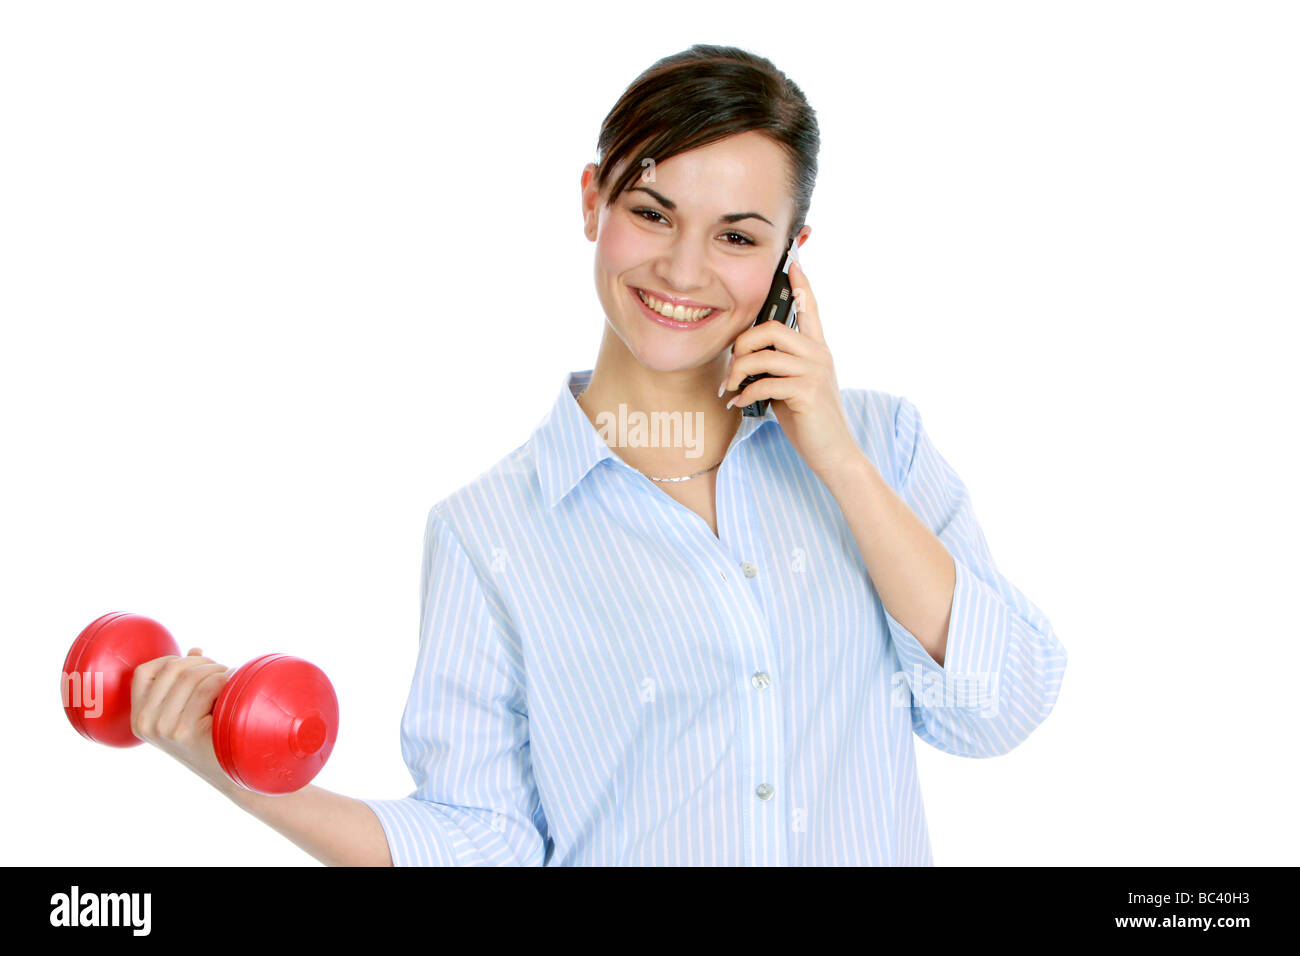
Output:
[361, 796, 458, 867]
[882, 555, 1010, 715]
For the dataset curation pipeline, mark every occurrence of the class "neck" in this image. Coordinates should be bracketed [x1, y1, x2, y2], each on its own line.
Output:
[576, 326, 741, 478]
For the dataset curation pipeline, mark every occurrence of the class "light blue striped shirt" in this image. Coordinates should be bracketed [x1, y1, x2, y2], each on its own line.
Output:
[361, 368, 1067, 865]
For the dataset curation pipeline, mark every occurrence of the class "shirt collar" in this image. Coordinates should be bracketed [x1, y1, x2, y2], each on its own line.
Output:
[532, 368, 779, 510]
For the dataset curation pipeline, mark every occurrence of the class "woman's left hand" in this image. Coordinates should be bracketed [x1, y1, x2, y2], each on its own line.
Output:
[720, 258, 862, 482]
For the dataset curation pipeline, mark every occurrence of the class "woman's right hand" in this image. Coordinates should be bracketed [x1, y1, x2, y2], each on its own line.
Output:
[130, 647, 233, 791]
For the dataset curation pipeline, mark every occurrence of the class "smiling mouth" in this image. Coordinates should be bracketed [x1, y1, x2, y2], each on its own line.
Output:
[632, 287, 723, 324]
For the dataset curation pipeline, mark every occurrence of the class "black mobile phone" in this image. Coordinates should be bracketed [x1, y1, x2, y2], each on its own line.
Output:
[738, 236, 800, 418]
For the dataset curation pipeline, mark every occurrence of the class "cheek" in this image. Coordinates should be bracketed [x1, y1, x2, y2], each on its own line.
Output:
[721, 260, 774, 309]
[595, 218, 653, 275]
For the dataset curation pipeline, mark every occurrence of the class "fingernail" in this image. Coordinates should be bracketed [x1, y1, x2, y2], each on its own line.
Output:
[725, 396, 736, 410]
[717, 379, 727, 398]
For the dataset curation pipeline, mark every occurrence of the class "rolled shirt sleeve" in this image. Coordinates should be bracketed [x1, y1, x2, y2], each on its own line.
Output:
[361, 505, 551, 865]
[882, 396, 1068, 758]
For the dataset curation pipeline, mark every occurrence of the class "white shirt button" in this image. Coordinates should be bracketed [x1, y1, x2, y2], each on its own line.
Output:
[755, 783, 774, 800]
[751, 671, 771, 690]
[740, 561, 758, 578]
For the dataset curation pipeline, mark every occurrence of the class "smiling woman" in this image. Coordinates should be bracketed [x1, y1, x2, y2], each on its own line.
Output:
[355, 44, 1065, 866]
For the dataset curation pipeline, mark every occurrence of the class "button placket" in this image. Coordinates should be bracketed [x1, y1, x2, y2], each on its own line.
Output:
[713, 454, 784, 863]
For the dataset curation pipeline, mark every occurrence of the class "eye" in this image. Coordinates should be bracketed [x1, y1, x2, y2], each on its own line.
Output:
[631, 208, 756, 246]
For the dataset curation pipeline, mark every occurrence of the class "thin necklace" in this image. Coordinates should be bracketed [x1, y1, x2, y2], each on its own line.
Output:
[645, 457, 724, 483]
[576, 387, 725, 483]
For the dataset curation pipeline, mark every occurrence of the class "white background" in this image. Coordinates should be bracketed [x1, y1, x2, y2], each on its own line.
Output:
[3, 0, 1296, 866]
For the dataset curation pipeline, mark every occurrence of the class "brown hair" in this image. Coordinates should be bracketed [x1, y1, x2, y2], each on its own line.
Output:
[594, 44, 820, 244]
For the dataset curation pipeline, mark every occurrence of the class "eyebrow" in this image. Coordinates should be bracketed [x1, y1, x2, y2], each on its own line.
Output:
[628, 186, 774, 228]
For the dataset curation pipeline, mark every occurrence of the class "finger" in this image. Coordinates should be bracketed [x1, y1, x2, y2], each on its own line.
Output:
[733, 318, 815, 362]
[723, 349, 808, 396]
[176, 668, 232, 741]
[726, 373, 802, 412]
[787, 260, 825, 347]
[154, 661, 227, 738]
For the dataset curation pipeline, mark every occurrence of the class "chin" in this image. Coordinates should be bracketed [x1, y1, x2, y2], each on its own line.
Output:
[624, 336, 729, 375]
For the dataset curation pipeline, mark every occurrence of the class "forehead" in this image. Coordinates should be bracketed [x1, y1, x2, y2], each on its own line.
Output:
[618, 131, 791, 208]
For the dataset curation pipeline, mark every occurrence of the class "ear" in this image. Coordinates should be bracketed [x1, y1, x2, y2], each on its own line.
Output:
[581, 164, 601, 242]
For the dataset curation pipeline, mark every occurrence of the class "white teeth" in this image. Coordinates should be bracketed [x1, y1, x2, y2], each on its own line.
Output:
[637, 289, 715, 322]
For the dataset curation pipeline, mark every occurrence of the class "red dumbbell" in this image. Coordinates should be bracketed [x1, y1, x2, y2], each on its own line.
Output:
[61, 612, 338, 795]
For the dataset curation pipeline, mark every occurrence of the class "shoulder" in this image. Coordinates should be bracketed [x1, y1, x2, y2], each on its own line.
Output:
[419, 438, 545, 567]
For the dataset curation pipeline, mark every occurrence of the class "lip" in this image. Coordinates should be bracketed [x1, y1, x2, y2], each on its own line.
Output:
[630, 286, 726, 330]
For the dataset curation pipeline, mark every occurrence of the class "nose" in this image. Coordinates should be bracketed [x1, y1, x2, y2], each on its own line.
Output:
[652, 238, 713, 298]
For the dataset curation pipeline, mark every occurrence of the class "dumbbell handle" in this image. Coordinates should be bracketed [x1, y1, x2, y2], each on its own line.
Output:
[62, 612, 338, 795]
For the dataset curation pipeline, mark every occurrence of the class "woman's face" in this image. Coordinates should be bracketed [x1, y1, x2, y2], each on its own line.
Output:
[582, 130, 808, 375]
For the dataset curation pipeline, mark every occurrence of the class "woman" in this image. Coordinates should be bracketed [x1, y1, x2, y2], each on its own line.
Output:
[130, 44, 1067, 866]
